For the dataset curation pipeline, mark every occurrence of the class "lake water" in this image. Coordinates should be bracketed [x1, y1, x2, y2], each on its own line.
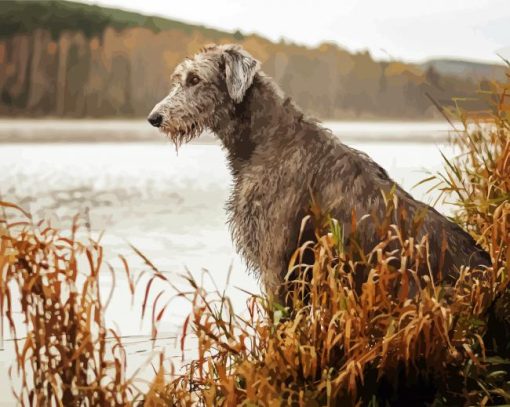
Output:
[0, 120, 459, 404]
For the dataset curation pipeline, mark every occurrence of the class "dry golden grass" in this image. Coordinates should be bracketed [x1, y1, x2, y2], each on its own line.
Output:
[1, 68, 509, 406]
[143, 196, 509, 406]
[0, 207, 139, 406]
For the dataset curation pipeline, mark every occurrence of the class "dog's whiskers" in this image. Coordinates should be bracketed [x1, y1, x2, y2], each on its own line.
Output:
[160, 119, 204, 154]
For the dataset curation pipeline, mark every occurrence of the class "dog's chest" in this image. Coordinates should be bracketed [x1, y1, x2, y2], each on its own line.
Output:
[228, 164, 304, 269]
[229, 172, 272, 255]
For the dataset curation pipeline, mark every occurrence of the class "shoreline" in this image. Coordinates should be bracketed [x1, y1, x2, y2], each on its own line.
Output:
[0, 119, 455, 144]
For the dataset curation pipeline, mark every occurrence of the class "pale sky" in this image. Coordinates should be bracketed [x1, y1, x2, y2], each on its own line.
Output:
[82, 0, 510, 63]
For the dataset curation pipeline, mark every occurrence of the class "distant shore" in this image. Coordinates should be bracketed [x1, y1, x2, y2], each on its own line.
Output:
[0, 119, 456, 144]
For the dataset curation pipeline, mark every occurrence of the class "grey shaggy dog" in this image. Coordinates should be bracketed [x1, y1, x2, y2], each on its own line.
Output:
[148, 44, 490, 299]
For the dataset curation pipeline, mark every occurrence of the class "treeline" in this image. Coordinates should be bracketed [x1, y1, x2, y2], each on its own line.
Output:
[0, 0, 496, 119]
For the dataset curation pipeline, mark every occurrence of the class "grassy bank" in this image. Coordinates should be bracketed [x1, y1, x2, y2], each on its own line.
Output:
[1, 73, 509, 405]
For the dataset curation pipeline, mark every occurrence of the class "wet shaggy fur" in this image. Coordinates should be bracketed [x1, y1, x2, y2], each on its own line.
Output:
[149, 44, 490, 298]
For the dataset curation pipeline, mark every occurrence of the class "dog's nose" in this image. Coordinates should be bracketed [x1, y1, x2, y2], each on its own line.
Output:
[148, 113, 163, 128]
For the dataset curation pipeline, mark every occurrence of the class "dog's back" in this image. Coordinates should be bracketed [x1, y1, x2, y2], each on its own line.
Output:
[313, 124, 489, 274]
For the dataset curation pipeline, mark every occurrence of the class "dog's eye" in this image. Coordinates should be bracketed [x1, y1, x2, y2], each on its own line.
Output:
[186, 74, 200, 87]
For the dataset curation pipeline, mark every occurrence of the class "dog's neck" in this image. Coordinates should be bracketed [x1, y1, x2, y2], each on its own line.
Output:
[213, 73, 304, 175]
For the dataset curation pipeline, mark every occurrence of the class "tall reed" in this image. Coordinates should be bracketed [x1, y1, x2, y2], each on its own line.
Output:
[0, 204, 137, 406]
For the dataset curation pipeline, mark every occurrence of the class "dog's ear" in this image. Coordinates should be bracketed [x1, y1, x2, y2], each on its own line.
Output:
[223, 46, 260, 104]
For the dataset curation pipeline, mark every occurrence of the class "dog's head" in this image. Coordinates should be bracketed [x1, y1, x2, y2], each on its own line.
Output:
[148, 44, 260, 147]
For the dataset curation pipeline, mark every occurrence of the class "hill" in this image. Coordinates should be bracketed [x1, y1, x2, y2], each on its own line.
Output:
[0, 0, 504, 119]
[0, 0, 232, 39]
[421, 58, 507, 83]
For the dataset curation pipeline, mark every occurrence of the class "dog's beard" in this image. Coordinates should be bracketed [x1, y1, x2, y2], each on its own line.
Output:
[160, 119, 204, 153]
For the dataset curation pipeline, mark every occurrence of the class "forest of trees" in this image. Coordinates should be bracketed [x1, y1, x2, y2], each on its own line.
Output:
[0, 0, 504, 119]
